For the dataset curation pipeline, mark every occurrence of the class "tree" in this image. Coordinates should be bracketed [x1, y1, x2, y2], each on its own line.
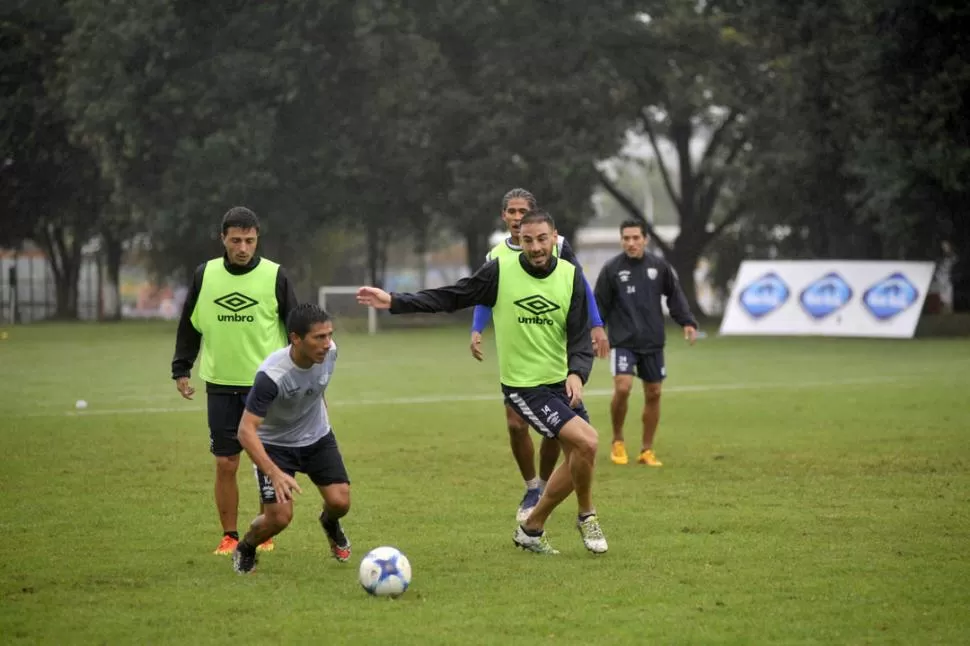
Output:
[597, 1, 772, 314]
[852, 0, 970, 309]
[414, 1, 634, 268]
[0, 0, 106, 319]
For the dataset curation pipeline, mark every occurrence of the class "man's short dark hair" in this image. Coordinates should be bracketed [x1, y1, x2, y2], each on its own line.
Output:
[286, 303, 331, 338]
[520, 209, 556, 230]
[222, 207, 260, 234]
[620, 218, 647, 236]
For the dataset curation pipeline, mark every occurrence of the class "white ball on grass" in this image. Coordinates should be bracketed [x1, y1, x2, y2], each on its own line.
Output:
[358, 546, 412, 598]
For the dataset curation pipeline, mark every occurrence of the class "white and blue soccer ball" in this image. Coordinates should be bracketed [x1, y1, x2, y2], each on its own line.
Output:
[358, 546, 411, 598]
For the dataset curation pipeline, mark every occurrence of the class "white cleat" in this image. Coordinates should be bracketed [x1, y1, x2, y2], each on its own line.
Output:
[577, 515, 608, 554]
[513, 526, 560, 555]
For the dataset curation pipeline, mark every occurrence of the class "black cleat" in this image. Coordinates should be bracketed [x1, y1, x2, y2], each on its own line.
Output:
[232, 543, 257, 574]
[320, 514, 351, 562]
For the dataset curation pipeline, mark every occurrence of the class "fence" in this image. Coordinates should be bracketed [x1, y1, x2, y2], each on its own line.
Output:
[0, 249, 102, 323]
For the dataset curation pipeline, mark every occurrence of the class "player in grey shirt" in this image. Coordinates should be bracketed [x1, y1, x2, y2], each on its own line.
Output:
[232, 303, 352, 574]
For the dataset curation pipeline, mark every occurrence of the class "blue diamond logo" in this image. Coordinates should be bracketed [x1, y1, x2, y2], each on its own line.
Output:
[739, 272, 790, 319]
[862, 273, 919, 320]
[799, 272, 853, 319]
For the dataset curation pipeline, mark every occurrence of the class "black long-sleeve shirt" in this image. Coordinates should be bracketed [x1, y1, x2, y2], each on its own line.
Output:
[594, 252, 697, 352]
[389, 255, 595, 384]
[171, 255, 300, 391]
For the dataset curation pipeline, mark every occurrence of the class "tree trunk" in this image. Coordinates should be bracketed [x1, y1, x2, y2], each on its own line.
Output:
[378, 227, 390, 289]
[102, 232, 124, 321]
[38, 224, 83, 320]
[667, 234, 707, 318]
[464, 228, 488, 273]
[365, 219, 391, 288]
[557, 219, 579, 254]
[414, 224, 429, 290]
[365, 220, 381, 288]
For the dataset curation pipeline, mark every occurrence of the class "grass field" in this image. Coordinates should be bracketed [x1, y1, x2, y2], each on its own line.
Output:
[1, 321, 969, 645]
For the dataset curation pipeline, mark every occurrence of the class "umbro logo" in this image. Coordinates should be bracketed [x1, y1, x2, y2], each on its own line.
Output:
[514, 295, 560, 316]
[214, 292, 258, 322]
[514, 294, 560, 326]
[214, 292, 258, 313]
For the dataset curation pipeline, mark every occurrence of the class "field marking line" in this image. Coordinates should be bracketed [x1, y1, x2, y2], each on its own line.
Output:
[13, 375, 906, 419]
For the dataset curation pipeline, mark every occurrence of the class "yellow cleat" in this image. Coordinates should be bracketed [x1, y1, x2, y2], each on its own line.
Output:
[257, 538, 275, 553]
[610, 441, 629, 465]
[638, 449, 663, 467]
[213, 535, 239, 555]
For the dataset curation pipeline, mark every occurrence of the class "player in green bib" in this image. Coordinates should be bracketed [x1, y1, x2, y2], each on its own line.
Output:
[171, 207, 299, 556]
[468, 189, 610, 527]
[357, 211, 608, 555]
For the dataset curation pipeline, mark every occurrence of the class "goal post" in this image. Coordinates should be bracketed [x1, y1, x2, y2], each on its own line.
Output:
[318, 286, 377, 335]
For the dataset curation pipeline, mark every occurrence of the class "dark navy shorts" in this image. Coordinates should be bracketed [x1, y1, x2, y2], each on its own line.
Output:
[610, 348, 666, 383]
[501, 382, 591, 439]
[254, 431, 350, 504]
[206, 392, 249, 457]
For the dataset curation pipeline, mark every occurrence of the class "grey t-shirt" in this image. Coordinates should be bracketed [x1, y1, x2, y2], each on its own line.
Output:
[244, 343, 337, 447]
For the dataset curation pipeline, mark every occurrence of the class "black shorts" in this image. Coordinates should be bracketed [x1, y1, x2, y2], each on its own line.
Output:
[254, 431, 350, 504]
[207, 392, 249, 457]
[501, 382, 591, 439]
[610, 348, 666, 383]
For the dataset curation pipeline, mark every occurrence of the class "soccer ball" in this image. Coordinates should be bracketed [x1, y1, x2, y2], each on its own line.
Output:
[358, 546, 411, 598]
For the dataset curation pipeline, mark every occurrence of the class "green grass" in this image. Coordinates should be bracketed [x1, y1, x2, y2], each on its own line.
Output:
[1, 321, 968, 645]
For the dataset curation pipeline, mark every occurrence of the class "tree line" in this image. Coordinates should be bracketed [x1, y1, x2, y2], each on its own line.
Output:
[2, 0, 968, 318]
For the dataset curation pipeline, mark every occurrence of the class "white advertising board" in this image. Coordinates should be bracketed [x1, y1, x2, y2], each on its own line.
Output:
[719, 260, 935, 339]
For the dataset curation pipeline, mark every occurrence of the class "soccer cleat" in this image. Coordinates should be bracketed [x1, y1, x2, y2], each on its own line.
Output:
[513, 526, 560, 555]
[232, 543, 257, 574]
[321, 516, 351, 562]
[516, 488, 541, 524]
[213, 535, 239, 556]
[327, 535, 352, 563]
[610, 441, 629, 465]
[257, 538, 275, 553]
[638, 449, 663, 467]
[577, 515, 608, 554]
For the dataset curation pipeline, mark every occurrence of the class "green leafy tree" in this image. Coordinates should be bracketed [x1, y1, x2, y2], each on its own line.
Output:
[597, 0, 770, 313]
[415, 1, 634, 267]
[1, 0, 107, 319]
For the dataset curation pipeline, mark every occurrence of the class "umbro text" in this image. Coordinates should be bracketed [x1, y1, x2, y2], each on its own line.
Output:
[517, 315, 554, 326]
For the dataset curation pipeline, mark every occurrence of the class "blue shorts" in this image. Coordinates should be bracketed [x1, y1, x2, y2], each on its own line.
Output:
[501, 382, 590, 439]
[611, 348, 666, 383]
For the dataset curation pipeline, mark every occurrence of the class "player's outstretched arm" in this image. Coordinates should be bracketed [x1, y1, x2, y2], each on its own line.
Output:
[358, 260, 500, 315]
[356, 287, 392, 309]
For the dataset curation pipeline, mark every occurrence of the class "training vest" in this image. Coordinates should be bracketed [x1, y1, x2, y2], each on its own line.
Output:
[486, 236, 563, 262]
[492, 254, 576, 387]
[190, 258, 287, 387]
